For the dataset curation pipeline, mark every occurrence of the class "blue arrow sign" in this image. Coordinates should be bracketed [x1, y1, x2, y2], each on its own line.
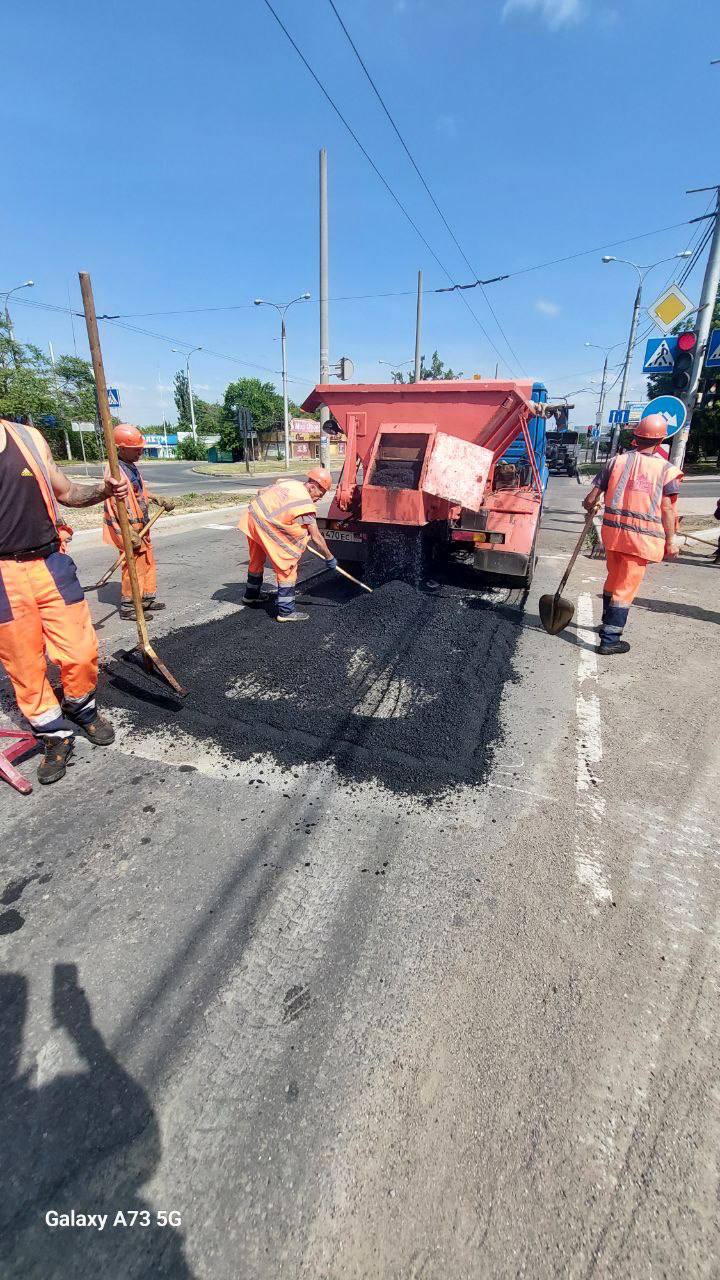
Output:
[706, 329, 720, 369]
[609, 409, 630, 425]
[641, 394, 687, 437]
[107, 387, 121, 409]
[643, 336, 678, 373]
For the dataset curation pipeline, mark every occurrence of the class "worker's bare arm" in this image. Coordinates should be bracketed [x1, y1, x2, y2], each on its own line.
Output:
[661, 496, 676, 551]
[582, 485, 601, 513]
[305, 516, 334, 559]
[47, 455, 128, 507]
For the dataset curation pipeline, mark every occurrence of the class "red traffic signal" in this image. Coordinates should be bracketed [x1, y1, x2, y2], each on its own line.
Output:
[677, 331, 697, 352]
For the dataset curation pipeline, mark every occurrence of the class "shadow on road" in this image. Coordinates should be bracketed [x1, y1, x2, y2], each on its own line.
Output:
[633, 595, 720, 627]
[0, 965, 193, 1279]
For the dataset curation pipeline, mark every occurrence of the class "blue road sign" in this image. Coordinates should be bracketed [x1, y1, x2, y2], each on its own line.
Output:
[641, 394, 687, 437]
[590, 425, 601, 439]
[643, 337, 678, 374]
[107, 387, 121, 409]
[706, 329, 720, 369]
[609, 409, 630, 425]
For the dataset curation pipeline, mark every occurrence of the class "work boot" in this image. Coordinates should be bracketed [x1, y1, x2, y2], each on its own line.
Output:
[597, 640, 631, 656]
[276, 611, 309, 623]
[119, 601, 136, 620]
[242, 589, 278, 605]
[70, 713, 116, 746]
[37, 736, 74, 785]
[142, 598, 166, 612]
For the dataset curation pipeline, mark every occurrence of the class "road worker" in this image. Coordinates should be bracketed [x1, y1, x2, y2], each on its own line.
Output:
[583, 413, 682, 656]
[103, 424, 174, 620]
[238, 468, 338, 622]
[0, 418, 129, 784]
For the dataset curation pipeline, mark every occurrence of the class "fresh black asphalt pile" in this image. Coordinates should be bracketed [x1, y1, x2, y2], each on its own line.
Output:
[100, 574, 524, 798]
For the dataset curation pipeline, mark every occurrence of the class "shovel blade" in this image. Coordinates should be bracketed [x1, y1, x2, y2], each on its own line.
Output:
[539, 592, 575, 635]
[121, 643, 187, 698]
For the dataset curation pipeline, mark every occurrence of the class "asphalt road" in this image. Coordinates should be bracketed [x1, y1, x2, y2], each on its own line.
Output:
[1, 477, 719, 1279]
[65, 459, 327, 495]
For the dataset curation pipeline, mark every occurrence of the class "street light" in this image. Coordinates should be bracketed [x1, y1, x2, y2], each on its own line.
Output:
[171, 345, 202, 439]
[584, 339, 625, 441]
[378, 357, 414, 380]
[602, 251, 692, 454]
[254, 294, 311, 466]
[1, 279, 34, 351]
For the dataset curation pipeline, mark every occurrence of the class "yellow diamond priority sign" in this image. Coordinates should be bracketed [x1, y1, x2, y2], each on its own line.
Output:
[648, 284, 694, 334]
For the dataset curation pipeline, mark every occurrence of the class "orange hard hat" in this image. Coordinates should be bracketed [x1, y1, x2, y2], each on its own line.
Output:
[114, 423, 146, 448]
[633, 413, 668, 442]
[307, 466, 333, 494]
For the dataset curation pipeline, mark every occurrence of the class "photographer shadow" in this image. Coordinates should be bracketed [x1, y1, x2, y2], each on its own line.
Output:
[0, 966, 193, 1279]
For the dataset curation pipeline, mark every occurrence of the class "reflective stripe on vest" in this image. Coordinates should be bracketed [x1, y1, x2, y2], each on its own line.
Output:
[601, 450, 674, 562]
[4, 422, 61, 527]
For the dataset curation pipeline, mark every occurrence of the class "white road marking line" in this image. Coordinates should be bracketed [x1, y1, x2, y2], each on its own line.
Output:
[204, 523, 237, 530]
[574, 592, 612, 908]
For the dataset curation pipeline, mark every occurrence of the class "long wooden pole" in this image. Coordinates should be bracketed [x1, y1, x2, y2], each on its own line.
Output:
[78, 273, 150, 646]
[78, 272, 186, 697]
[306, 544, 373, 592]
[90, 507, 165, 592]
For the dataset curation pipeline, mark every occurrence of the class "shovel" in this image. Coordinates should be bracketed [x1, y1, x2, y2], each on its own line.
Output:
[79, 271, 187, 698]
[539, 505, 598, 635]
[306, 545, 373, 593]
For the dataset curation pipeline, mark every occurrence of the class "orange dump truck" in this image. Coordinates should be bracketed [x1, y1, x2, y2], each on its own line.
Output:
[301, 379, 551, 587]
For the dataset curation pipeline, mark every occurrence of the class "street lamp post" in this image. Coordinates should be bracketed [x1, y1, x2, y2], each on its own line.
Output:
[1, 280, 34, 367]
[584, 340, 624, 459]
[379, 358, 414, 381]
[254, 294, 311, 466]
[602, 252, 691, 455]
[171, 346, 202, 440]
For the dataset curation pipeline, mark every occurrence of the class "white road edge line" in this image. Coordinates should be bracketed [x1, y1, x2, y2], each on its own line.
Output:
[574, 591, 612, 908]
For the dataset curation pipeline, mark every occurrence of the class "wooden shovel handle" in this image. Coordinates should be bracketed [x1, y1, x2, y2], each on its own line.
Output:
[306, 544, 373, 592]
[556, 505, 599, 599]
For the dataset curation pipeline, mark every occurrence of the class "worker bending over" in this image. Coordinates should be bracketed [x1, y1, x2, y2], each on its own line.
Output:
[583, 413, 682, 656]
[103, 424, 174, 619]
[0, 418, 128, 784]
[238, 468, 338, 622]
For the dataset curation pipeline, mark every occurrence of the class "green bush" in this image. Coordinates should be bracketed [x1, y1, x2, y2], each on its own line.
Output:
[176, 436, 208, 461]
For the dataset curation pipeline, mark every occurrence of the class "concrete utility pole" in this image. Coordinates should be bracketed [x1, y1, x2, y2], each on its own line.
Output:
[319, 147, 330, 466]
[414, 270, 422, 383]
[671, 186, 720, 470]
[603, 252, 691, 455]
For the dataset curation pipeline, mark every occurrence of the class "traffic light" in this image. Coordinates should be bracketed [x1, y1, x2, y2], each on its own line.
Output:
[670, 331, 697, 396]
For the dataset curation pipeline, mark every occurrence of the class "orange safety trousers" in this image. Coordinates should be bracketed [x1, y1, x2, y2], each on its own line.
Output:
[247, 536, 297, 585]
[603, 550, 648, 606]
[121, 541, 158, 601]
[0, 552, 98, 734]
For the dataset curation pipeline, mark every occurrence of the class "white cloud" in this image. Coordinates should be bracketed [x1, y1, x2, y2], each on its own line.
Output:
[502, 0, 584, 29]
[535, 299, 561, 317]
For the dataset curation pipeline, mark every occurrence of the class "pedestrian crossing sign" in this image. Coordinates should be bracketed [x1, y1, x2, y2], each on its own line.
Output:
[647, 284, 694, 335]
[706, 329, 720, 369]
[642, 337, 677, 373]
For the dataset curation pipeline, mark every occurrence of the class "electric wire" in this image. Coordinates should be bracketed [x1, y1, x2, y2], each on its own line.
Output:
[325, 0, 525, 373]
[260, 0, 515, 374]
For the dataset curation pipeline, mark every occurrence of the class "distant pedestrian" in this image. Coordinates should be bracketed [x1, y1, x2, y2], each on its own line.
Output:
[582, 414, 683, 656]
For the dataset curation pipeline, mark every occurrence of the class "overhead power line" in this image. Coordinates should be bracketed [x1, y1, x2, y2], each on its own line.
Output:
[260, 0, 515, 375]
[324, 0, 525, 373]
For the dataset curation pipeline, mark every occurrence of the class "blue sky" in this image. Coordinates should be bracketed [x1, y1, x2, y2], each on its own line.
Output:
[3, 0, 717, 427]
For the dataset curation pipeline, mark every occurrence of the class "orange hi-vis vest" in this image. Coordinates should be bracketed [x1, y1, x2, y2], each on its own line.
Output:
[103, 461, 149, 549]
[238, 479, 316, 572]
[601, 449, 682, 563]
[0, 420, 72, 546]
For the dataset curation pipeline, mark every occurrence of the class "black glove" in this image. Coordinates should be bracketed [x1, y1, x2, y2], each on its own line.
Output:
[326, 556, 339, 571]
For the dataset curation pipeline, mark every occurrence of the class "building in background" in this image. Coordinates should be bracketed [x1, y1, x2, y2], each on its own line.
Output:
[289, 417, 345, 462]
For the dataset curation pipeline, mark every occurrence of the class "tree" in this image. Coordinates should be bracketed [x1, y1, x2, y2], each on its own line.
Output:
[220, 377, 284, 451]
[646, 290, 720, 463]
[174, 370, 192, 431]
[175, 436, 208, 461]
[391, 350, 462, 383]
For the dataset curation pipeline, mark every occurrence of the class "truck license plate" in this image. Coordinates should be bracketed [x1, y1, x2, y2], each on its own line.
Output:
[328, 530, 363, 543]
